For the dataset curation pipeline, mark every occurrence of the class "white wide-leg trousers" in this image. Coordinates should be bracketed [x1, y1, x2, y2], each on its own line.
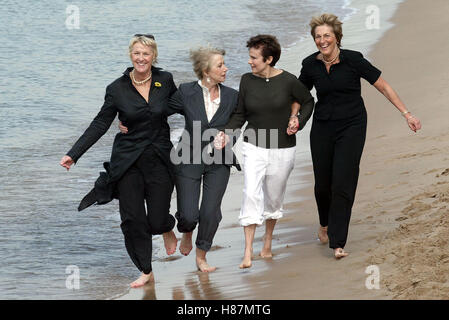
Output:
[239, 142, 296, 226]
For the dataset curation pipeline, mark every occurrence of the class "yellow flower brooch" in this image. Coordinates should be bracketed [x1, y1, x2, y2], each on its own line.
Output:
[154, 82, 162, 87]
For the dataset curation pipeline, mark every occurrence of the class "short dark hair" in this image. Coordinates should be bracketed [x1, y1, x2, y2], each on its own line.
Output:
[246, 34, 281, 67]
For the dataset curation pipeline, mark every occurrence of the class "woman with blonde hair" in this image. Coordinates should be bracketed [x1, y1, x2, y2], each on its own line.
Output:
[299, 14, 421, 258]
[60, 34, 178, 287]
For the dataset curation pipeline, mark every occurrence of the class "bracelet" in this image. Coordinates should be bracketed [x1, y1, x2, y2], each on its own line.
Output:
[401, 110, 411, 116]
[289, 115, 298, 119]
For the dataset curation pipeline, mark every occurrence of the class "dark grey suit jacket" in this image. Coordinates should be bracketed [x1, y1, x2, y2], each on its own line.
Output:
[166, 81, 240, 179]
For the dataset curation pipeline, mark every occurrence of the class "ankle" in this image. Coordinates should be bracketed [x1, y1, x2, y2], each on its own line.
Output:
[183, 232, 192, 239]
[263, 233, 273, 240]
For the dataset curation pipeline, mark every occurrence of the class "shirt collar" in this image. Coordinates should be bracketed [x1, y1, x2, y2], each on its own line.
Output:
[197, 80, 221, 101]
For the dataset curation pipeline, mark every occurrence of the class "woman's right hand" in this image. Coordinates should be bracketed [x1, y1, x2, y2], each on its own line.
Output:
[405, 114, 421, 133]
[214, 131, 229, 150]
[287, 116, 299, 135]
[118, 121, 128, 134]
[60, 155, 74, 171]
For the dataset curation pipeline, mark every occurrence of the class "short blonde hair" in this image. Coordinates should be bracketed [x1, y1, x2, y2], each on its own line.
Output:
[190, 46, 226, 79]
[128, 35, 158, 64]
[310, 13, 343, 47]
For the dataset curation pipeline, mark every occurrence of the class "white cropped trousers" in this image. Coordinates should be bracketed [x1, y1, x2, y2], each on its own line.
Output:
[239, 142, 296, 226]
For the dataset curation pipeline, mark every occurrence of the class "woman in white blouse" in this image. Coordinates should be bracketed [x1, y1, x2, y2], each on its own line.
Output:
[120, 47, 240, 272]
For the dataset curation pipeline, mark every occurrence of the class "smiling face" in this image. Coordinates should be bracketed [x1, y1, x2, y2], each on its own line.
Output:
[314, 24, 339, 58]
[205, 54, 228, 84]
[130, 42, 154, 76]
[248, 47, 272, 76]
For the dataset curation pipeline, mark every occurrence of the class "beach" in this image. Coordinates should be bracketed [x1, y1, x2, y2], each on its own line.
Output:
[0, 0, 446, 301]
[118, 0, 449, 300]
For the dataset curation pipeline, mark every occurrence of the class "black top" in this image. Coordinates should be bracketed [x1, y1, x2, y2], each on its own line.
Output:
[298, 49, 381, 121]
[165, 81, 241, 176]
[67, 66, 177, 183]
[224, 71, 314, 149]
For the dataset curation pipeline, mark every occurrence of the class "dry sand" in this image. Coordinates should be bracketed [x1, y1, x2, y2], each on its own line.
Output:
[356, 0, 449, 299]
[118, 0, 449, 300]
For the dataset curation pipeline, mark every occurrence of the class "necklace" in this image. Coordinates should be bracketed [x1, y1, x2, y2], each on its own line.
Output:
[322, 49, 340, 64]
[265, 68, 270, 82]
[131, 70, 152, 85]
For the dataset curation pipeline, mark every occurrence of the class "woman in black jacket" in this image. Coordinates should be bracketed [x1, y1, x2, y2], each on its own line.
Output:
[60, 34, 178, 287]
[298, 14, 421, 259]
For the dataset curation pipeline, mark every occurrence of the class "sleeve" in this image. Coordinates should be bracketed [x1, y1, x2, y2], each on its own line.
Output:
[166, 87, 184, 116]
[168, 72, 177, 96]
[351, 51, 382, 85]
[298, 59, 314, 91]
[292, 79, 315, 130]
[222, 78, 247, 130]
[66, 85, 117, 163]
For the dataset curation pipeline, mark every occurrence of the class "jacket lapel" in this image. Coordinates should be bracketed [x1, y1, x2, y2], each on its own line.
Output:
[191, 82, 210, 124]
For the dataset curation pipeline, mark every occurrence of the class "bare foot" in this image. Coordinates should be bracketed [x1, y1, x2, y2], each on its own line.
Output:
[196, 257, 217, 273]
[130, 272, 154, 288]
[334, 248, 349, 259]
[239, 248, 253, 269]
[162, 231, 178, 255]
[179, 232, 193, 256]
[318, 226, 328, 244]
[260, 235, 273, 258]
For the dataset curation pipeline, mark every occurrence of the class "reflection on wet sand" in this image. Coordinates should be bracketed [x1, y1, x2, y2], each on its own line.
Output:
[141, 281, 157, 300]
[137, 271, 224, 300]
[121, 222, 313, 300]
[171, 272, 223, 300]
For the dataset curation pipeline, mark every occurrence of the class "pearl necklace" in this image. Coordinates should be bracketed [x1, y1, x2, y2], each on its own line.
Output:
[322, 49, 340, 64]
[131, 70, 152, 85]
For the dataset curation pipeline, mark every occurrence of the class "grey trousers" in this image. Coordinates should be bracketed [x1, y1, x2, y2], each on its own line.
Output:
[175, 164, 230, 252]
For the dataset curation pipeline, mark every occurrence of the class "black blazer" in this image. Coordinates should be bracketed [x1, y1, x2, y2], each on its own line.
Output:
[166, 81, 240, 179]
[68, 67, 177, 211]
[67, 66, 177, 183]
[298, 49, 381, 121]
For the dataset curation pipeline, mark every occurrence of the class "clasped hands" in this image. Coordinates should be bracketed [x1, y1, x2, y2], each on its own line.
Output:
[214, 116, 300, 150]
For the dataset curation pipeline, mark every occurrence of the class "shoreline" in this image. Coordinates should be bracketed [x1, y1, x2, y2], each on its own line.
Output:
[116, 0, 449, 300]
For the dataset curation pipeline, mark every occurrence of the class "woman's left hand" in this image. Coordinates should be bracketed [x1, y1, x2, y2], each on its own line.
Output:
[406, 115, 422, 132]
[287, 116, 299, 135]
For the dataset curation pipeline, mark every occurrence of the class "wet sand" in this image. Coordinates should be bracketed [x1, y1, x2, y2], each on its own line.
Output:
[117, 0, 449, 300]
